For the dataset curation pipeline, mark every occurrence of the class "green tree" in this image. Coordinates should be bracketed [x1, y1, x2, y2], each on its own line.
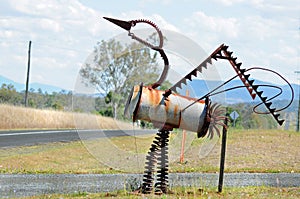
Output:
[80, 38, 160, 119]
[226, 103, 278, 129]
[0, 84, 22, 105]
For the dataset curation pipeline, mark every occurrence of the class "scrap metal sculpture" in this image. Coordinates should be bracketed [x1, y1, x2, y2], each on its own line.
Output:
[104, 17, 294, 194]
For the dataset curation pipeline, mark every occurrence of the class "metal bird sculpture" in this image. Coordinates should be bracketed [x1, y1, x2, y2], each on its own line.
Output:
[104, 16, 294, 194]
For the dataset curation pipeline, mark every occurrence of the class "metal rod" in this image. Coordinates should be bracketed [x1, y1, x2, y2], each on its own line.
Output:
[297, 94, 300, 132]
[295, 71, 300, 132]
[180, 90, 189, 163]
[179, 130, 186, 163]
[218, 116, 228, 193]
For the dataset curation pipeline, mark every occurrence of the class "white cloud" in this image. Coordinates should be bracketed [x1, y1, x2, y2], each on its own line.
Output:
[0, 30, 18, 38]
[213, 0, 300, 14]
[39, 18, 63, 33]
[181, 4, 299, 84]
[114, 11, 179, 33]
[250, 0, 300, 14]
[4, 0, 112, 38]
[152, 14, 180, 32]
[0, 0, 103, 89]
[242, 15, 282, 41]
[186, 11, 239, 39]
[214, 0, 245, 6]
[139, 0, 172, 7]
[8, 0, 96, 20]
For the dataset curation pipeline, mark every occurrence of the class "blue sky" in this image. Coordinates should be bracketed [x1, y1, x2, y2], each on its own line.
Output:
[0, 0, 299, 91]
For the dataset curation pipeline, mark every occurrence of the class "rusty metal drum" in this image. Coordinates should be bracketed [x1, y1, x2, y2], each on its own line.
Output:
[125, 84, 209, 134]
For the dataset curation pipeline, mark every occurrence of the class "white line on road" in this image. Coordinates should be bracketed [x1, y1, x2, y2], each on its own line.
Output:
[0, 129, 106, 137]
[0, 129, 154, 137]
[0, 130, 76, 136]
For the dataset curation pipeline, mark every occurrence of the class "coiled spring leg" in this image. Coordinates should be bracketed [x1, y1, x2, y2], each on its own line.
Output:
[141, 129, 170, 194]
[155, 130, 169, 194]
[141, 140, 159, 193]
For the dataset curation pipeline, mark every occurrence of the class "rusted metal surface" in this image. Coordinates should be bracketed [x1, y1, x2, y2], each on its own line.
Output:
[126, 85, 209, 133]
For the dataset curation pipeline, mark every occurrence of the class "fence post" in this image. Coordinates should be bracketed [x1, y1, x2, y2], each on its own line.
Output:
[218, 116, 228, 192]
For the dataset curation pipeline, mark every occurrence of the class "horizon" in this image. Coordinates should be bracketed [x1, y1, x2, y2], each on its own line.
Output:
[1, 74, 298, 103]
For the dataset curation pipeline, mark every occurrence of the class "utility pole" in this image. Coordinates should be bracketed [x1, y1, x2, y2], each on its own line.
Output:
[295, 71, 300, 132]
[24, 41, 32, 107]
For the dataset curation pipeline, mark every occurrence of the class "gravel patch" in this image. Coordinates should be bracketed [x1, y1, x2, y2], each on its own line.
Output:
[0, 173, 299, 198]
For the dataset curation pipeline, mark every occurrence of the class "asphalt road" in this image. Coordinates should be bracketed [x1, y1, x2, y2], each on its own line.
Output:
[1, 173, 299, 198]
[0, 129, 156, 148]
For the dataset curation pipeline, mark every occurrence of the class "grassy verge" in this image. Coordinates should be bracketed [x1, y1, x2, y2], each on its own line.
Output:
[171, 129, 299, 173]
[20, 186, 300, 199]
[0, 129, 299, 174]
[0, 104, 132, 130]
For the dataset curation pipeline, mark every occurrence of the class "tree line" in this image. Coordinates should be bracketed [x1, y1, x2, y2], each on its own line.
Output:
[0, 83, 70, 110]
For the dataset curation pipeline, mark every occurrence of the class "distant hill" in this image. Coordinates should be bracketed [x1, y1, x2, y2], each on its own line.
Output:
[179, 79, 298, 104]
[0, 74, 298, 104]
[0, 75, 68, 93]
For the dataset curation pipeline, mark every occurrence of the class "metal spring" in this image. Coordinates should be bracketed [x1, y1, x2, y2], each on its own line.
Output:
[155, 130, 169, 194]
[141, 130, 170, 194]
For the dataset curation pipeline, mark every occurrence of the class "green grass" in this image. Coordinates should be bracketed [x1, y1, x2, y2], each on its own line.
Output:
[20, 186, 300, 199]
[0, 129, 299, 174]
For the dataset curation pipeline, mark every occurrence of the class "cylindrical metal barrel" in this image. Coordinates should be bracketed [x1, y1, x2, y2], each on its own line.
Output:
[125, 84, 209, 134]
